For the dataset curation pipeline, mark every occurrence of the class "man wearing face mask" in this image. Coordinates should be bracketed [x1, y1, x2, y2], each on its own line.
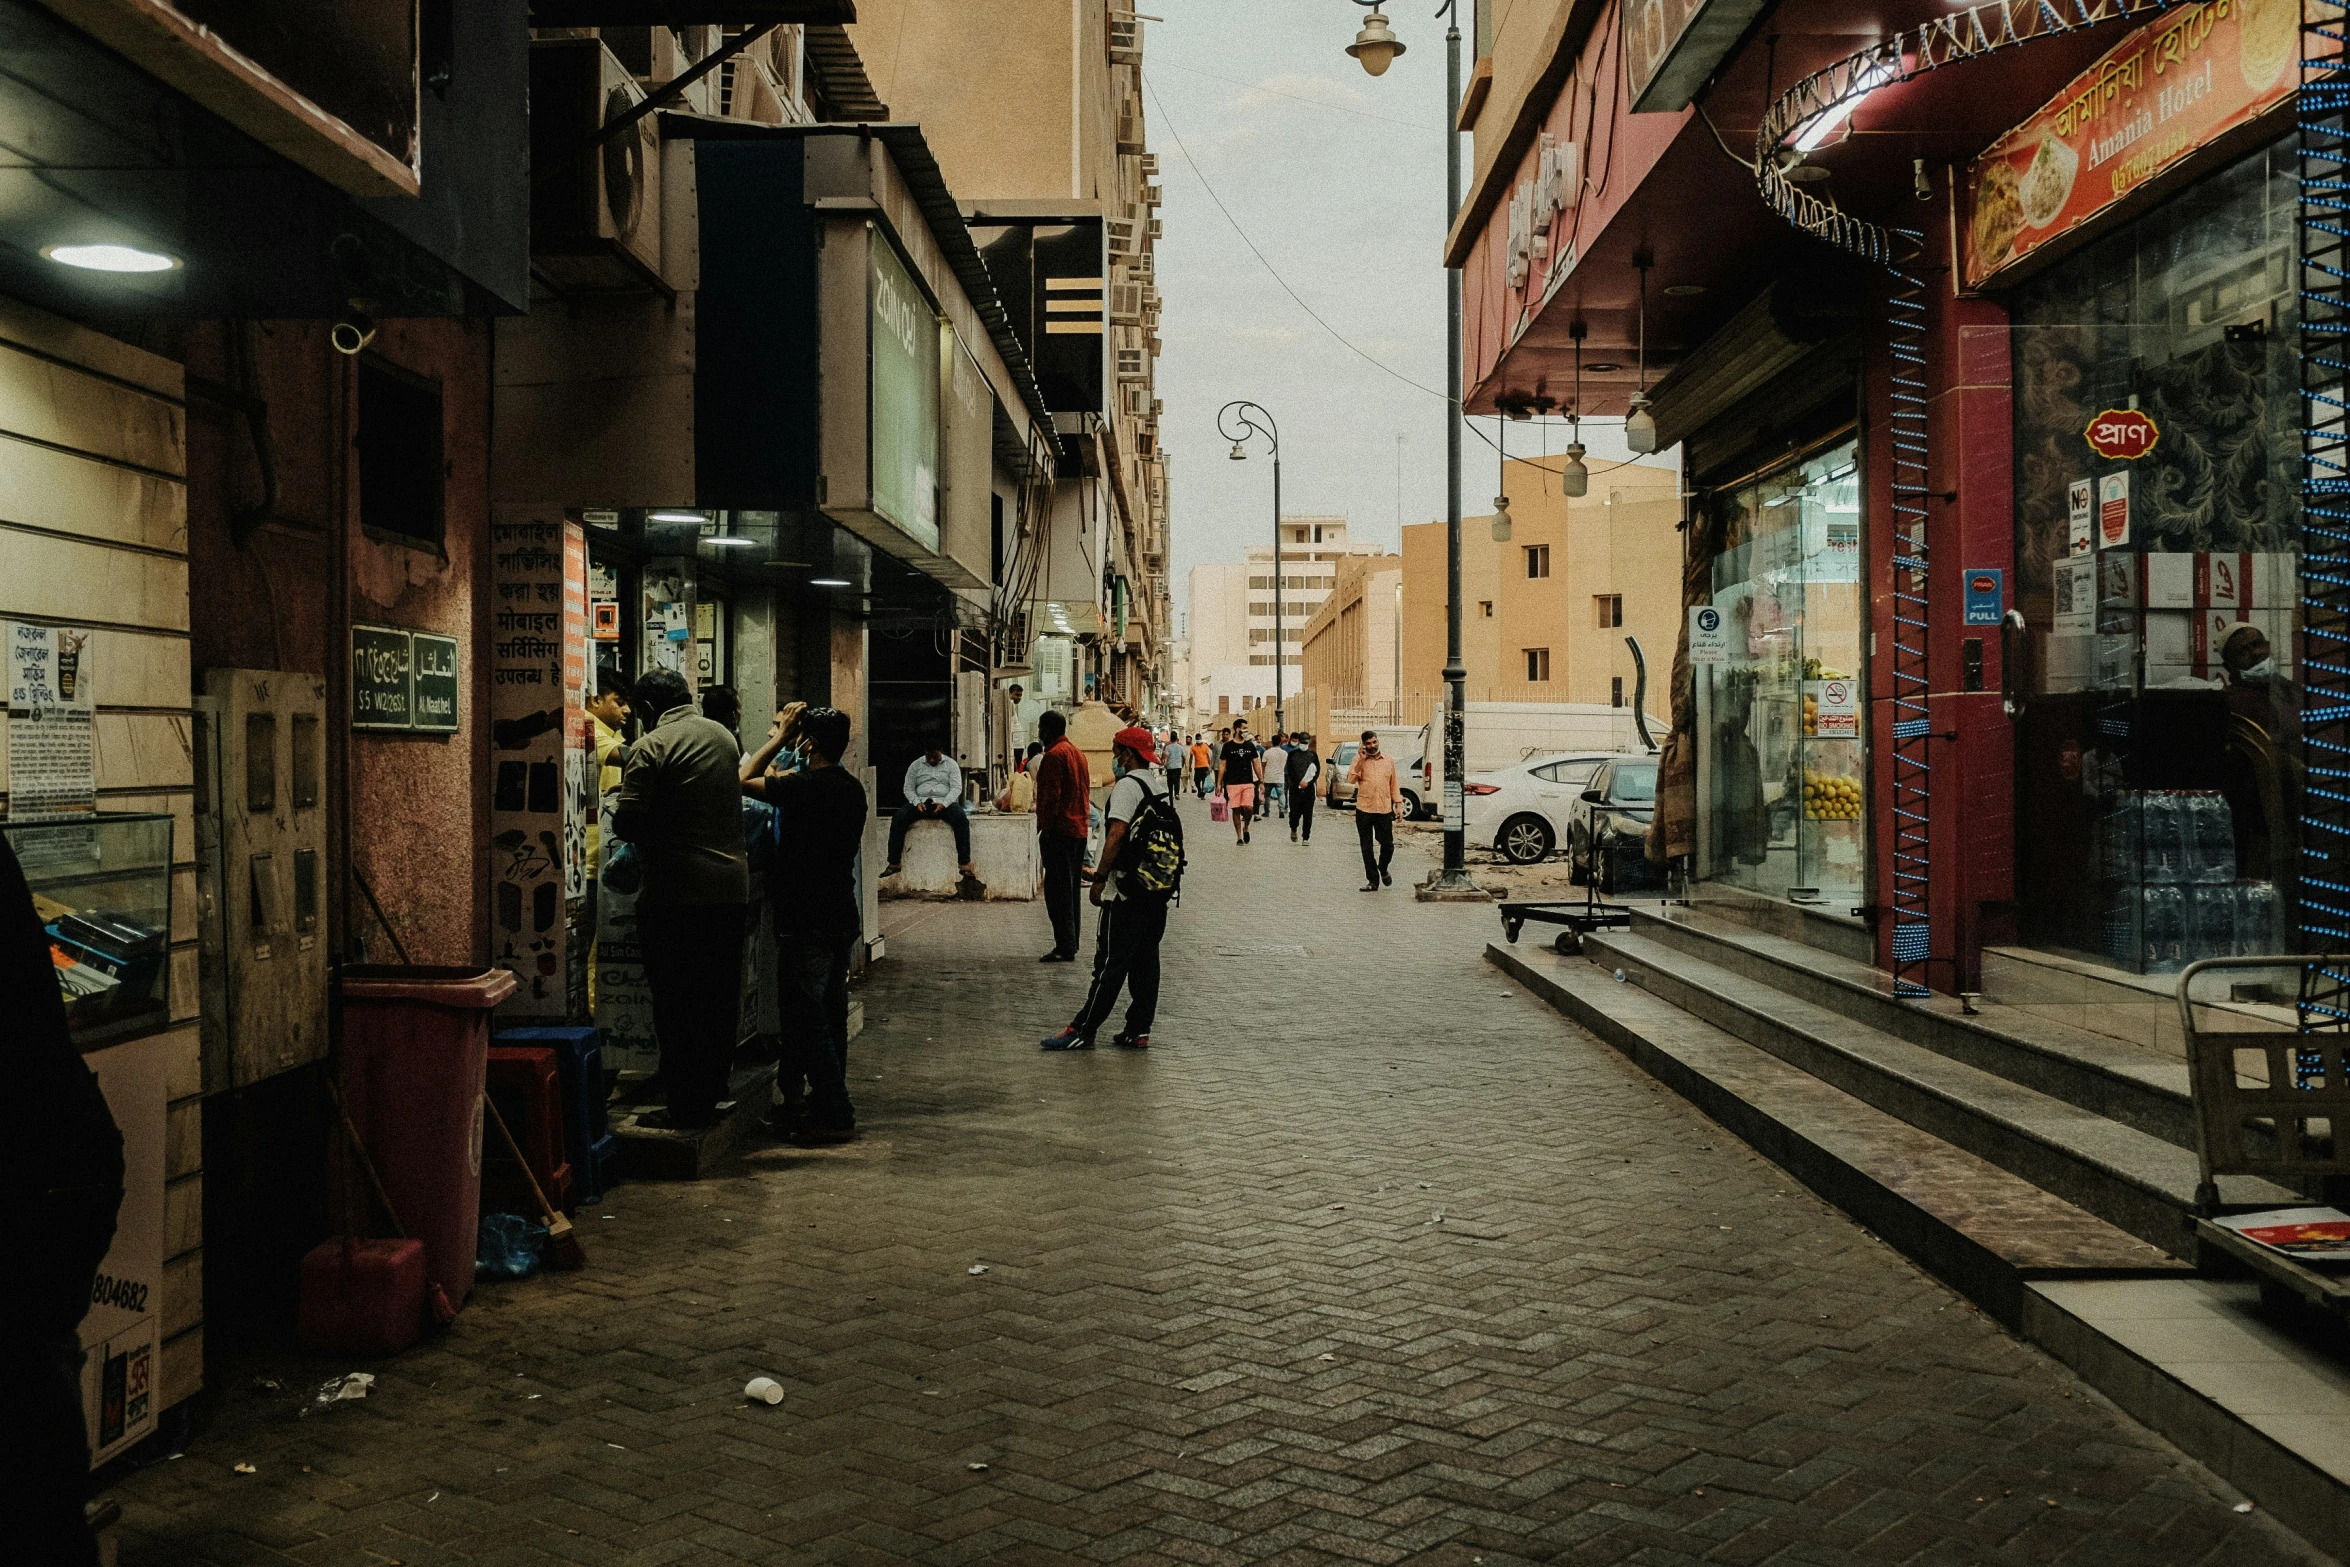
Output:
[2218, 622, 2295, 734]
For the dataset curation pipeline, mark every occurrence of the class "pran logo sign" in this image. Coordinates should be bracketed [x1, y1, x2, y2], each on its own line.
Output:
[2085, 408, 2160, 461]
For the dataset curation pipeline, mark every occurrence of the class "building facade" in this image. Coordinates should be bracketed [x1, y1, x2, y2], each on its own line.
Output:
[1300, 554, 1407, 726]
[1186, 516, 1381, 724]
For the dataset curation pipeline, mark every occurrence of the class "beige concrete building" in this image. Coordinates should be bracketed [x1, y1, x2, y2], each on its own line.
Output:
[1301, 554, 1407, 724]
[1184, 517, 1382, 722]
[1401, 459, 1680, 720]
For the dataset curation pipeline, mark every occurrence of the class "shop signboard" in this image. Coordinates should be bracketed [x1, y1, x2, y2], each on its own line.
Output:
[81, 1030, 166, 1469]
[350, 624, 413, 732]
[870, 239, 942, 553]
[2086, 407, 2162, 460]
[1964, 568, 2006, 626]
[1626, 0, 1774, 112]
[411, 633, 460, 734]
[5, 619, 96, 820]
[1688, 605, 1730, 664]
[489, 508, 589, 1018]
[1963, 0, 2301, 288]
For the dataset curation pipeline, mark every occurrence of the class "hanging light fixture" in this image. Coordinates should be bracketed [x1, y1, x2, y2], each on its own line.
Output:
[1625, 258, 1658, 455]
[1491, 407, 1513, 542]
[1346, 7, 1406, 76]
[1562, 322, 1590, 498]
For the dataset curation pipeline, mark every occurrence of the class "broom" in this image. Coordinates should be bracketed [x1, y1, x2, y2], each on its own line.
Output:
[483, 1092, 586, 1271]
[328, 1078, 458, 1326]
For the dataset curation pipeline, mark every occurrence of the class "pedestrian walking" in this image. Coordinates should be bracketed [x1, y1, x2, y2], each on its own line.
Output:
[754, 706, 867, 1144]
[1348, 729, 1404, 891]
[607, 667, 750, 1130]
[1262, 733, 1289, 819]
[1033, 710, 1091, 961]
[883, 744, 984, 896]
[1218, 720, 1263, 844]
[1190, 734, 1214, 796]
[1286, 734, 1321, 843]
[1164, 727, 1187, 796]
[1041, 726, 1184, 1051]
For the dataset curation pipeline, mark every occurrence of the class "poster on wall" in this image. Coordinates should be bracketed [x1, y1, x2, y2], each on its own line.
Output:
[2068, 478, 2094, 555]
[1963, 0, 2301, 288]
[5, 620, 96, 820]
[81, 1031, 166, 1469]
[2099, 471, 2132, 549]
[490, 508, 588, 1017]
[641, 563, 693, 680]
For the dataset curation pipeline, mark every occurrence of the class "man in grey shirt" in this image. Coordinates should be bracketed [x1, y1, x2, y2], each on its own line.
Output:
[609, 668, 750, 1130]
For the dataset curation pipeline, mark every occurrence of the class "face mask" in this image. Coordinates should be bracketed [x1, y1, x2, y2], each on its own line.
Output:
[1112, 757, 1132, 778]
[2242, 657, 2274, 685]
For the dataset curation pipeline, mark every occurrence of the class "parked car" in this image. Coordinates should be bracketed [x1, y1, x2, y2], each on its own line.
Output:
[1324, 731, 1428, 818]
[1566, 756, 1662, 892]
[1461, 751, 1630, 864]
[1421, 701, 1663, 815]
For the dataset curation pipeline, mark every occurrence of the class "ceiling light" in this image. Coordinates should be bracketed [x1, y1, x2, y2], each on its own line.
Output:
[1625, 394, 1657, 455]
[1561, 443, 1589, 498]
[648, 509, 706, 523]
[1791, 59, 1897, 152]
[809, 576, 852, 587]
[1664, 284, 1706, 297]
[703, 536, 756, 547]
[1583, 362, 1621, 374]
[45, 242, 179, 273]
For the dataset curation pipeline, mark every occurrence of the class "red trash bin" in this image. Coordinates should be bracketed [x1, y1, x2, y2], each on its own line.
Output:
[338, 966, 519, 1310]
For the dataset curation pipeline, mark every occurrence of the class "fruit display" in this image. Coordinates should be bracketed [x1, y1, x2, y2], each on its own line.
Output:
[1802, 768, 1862, 820]
[1800, 657, 1847, 681]
[1803, 691, 1819, 735]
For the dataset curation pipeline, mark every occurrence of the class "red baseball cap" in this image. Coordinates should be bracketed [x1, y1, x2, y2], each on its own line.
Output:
[1113, 725, 1160, 765]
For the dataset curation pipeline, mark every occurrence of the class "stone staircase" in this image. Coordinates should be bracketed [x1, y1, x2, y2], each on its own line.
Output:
[1490, 904, 2350, 1555]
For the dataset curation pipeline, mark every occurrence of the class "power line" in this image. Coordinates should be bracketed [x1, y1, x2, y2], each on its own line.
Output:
[1150, 59, 1431, 132]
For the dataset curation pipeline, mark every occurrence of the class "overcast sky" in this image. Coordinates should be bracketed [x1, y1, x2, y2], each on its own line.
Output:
[1145, 1, 1647, 633]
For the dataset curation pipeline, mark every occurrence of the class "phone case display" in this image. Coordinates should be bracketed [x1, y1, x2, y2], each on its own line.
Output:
[4, 812, 174, 1046]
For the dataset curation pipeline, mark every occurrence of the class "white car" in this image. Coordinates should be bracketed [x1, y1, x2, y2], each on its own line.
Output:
[1463, 750, 1646, 865]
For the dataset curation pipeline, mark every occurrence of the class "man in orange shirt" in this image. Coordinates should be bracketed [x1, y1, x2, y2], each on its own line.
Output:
[1347, 729, 1403, 891]
[1189, 735, 1213, 797]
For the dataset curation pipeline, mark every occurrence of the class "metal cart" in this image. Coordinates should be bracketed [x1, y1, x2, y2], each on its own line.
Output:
[2176, 955, 2350, 1323]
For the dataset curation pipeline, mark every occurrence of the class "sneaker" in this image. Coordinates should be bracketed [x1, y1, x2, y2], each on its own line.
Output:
[1362, 881, 1381, 892]
[1039, 949, 1076, 963]
[1110, 1032, 1150, 1050]
[1039, 1028, 1095, 1051]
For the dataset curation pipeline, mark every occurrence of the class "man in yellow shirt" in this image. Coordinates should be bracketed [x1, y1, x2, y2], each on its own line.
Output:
[1346, 729, 1403, 891]
[585, 677, 631, 1008]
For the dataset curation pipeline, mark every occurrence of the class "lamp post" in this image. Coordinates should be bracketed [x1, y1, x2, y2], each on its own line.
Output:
[1219, 399, 1283, 732]
[1348, 0, 1480, 895]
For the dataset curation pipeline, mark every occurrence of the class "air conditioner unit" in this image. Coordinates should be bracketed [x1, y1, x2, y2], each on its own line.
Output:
[1132, 251, 1154, 281]
[1120, 383, 1151, 419]
[530, 38, 664, 291]
[1109, 10, 1145, 65]
[1141, 152, 1160, 178]
[1105, 217, 1140, 256]
[1114, 325, 1147, 380]
[1143, 183, 1163, 208]
[1146, 217, 1164, 240]
[1110, 279, 1145, 325]
[1117, 106, 1146, 154]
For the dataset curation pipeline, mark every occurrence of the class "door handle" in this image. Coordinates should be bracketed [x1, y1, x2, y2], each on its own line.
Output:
[2001, 609, 2027, 720]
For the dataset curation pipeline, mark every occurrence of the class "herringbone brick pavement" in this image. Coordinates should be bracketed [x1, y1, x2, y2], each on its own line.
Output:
[112, 803, 2327, 1565]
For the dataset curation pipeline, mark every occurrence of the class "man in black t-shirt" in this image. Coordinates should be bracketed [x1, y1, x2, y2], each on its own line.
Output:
[1285, 735, 1321, 843]
[759, 706, 868, 1144]
[1219, 719, 1264, 844]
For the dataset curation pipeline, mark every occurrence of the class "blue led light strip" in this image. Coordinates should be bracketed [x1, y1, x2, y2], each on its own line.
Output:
[2300, 5, 2350, 1036]
[1753, 0, 2202, 997]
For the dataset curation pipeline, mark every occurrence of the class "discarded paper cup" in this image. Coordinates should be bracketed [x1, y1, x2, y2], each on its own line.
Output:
[744, 1376, 784, 1405]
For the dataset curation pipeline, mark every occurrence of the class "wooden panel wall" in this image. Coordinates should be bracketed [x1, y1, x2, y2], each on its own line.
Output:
[0, 296, 204, 1412]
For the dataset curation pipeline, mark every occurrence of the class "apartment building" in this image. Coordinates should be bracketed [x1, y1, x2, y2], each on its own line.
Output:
[1186, 517, 1381, 723]
[1301, 554, 1407, 725]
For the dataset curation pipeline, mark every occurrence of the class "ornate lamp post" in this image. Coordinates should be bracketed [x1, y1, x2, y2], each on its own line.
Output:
[1219, 399, 1283, 732]
[1347, 0, 1480, 895]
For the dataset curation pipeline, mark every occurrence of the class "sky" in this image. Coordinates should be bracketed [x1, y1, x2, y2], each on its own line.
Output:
[1144, 0, 1649, 633]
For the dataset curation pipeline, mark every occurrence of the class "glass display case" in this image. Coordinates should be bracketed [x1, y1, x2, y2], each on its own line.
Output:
[3, 811, 174, 1047]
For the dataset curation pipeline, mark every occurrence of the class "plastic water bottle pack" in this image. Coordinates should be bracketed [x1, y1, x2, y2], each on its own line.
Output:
[2183, 791, 2235, 883]
[2140, 883, 2187, 973]
[2141, 792, 2191, 884]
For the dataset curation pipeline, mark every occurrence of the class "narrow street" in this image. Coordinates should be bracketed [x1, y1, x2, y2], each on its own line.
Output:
[114, 801, 2312, 1566]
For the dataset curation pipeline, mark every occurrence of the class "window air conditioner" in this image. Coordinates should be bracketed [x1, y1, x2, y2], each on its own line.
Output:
[529, 38, 664, 291]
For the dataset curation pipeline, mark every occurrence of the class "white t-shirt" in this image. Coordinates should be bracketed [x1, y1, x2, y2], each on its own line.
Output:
[1100, 769, 1168, 904]
[1262, 745, 1288, 783]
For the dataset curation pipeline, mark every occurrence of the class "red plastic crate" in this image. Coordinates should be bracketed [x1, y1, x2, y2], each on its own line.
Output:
[485, 1045, 574, 1216]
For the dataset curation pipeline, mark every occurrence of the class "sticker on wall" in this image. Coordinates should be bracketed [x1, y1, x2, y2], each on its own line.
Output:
[1963, 568, 2005, 627]
[2068, 478, 2094, 556]
[2086, 408, 2160, 461]
[2054, 557, 2097, 636]
[1688, 605, 1729, 665]
[1809, 678, 1858, 737]
[2098, 471, 2131, 550]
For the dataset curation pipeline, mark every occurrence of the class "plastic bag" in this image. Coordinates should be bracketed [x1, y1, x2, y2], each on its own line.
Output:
[1209, 792, 1230, 824]
[475, 1212, 547, 1281]
[602, 839, 642, 895]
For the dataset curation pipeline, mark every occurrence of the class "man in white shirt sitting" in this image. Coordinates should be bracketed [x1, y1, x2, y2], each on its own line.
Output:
[884, 745, 983, 895]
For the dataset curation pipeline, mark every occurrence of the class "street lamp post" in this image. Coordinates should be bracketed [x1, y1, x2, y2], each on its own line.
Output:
[1219, 400, 1284, 732]
[1348, 0, 1481, 895]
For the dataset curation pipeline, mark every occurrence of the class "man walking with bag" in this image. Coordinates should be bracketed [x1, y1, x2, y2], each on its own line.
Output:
[1033, 710, 1091, 962]
[1347, 729, 1404, 891]
[1041, 727, 1183, 1052]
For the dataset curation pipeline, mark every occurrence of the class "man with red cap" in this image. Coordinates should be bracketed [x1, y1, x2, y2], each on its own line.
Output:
[1042, 725, 1183, 1051]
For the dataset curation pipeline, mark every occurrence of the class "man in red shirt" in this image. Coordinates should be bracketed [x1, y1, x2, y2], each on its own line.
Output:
[1031, 709, 1092, 961]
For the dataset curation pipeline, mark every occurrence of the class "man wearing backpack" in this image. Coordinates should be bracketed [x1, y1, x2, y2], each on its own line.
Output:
[1042, 726, 1181, 1052]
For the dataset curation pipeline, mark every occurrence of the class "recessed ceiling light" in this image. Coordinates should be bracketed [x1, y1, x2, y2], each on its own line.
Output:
[1583, 362, 1621, 373]
[45, 242, 179, 274]
[1664, 283, 1707, 296]
[809, 576, 852, 587]
[703, 535, 756, 546]
[647, 509, 706, 523]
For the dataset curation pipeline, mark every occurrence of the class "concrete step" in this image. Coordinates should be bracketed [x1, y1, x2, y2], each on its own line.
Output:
[609, 1059, 777, 1181]
[1485, 941, 2189, 1330]
[1581, 929, 2298, 1258]
[1628, 907, 2200, 1148]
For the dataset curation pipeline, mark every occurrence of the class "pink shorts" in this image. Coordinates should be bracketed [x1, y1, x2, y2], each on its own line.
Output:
[1224, 784, 1257, 812]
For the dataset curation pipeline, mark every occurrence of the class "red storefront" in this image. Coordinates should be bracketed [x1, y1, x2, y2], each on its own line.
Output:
[1452, 0, 2304, 994]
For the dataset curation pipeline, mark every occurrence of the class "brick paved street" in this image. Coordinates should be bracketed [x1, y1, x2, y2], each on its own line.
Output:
[115, 802, 2325, 1565]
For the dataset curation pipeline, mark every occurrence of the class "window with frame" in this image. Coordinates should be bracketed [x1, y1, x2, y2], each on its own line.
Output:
[1524, 647, 1550, 682]
[357, 357, 445, 550]
[1478, 600, 1493, 618]
[1596, 594, 1622, 627]
[1525, 544, 1550, 579]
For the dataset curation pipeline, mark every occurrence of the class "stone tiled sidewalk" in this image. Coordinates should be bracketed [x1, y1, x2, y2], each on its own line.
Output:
[113, 802, 2325, 1564]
